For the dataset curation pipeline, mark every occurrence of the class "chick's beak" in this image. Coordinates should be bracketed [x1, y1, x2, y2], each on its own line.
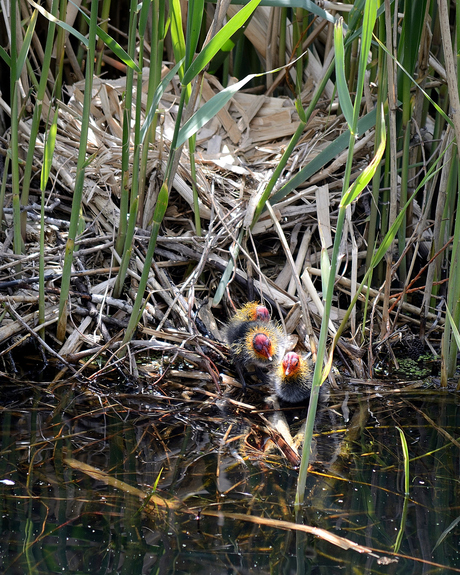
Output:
[262, 341, 272, 360]
[283, 353, 299, 376]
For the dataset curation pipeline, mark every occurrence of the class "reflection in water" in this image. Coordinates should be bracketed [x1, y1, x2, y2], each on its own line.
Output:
[0, 378, 459, 574]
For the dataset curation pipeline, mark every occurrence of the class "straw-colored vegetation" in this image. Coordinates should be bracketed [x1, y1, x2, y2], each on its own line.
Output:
[1, 0, 460, 500]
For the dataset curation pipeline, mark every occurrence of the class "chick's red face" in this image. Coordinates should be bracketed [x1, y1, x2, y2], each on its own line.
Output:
[255, 306, 270, 322]
[252, 333, 273, 360]
[283, 352, 300, 376]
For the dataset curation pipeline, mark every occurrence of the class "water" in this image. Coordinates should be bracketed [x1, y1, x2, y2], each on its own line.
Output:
[0, 378, 459, 574]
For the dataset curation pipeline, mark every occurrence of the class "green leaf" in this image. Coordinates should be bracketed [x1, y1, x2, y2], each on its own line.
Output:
[170, 0, 187, 79]
[212, 0, 336, 24]
[353, 0, 377, 127]
[27, 0, 88, 46]
[138, 0, 151, 37]
[396, 426, 410, 495]
[140, 60, 184, 143]
[182, 0, 261, 85]
[334, 18, 353, 129]
[176, 73, 256, 148]
[295, 97, 306, 123]
[16, 10, 38, 82]
[185, 0, 205, 69]
[40, 108, 59, 191]
[445, 305, 460, 353]
[269, 108, 377, 207]
[122, 109, 130, 173]
[150, 182, 169, 228]
[432, 516, 460, 553]
[0, 44, 11, 67]
[82, 152, 98, 170]
[346, 0, 366, 33]
[340, 104, 386, 207]
[71, 0, 141, 72]
[374, 35, 453, 129]
[399, 0, 429, 83]
[212, 228, 243, 306]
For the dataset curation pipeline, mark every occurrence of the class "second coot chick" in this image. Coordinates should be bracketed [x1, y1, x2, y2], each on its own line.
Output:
[225, 304, 284, 390]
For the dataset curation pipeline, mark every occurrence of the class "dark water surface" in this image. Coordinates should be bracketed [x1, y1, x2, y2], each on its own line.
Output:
[0, 378, 459, 574]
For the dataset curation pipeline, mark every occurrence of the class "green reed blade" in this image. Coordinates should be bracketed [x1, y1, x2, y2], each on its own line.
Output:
[170, 0, 187, 79]
[374, 34, 452, 128]
[39, 108, 59, 338]
[40, 112, 58, 193]
[0, 45, 11, 67]
[176, 74, 257, 149]
[138, 0, 151, 37]
[10, 0, 24, 268]
[0, 155, 9, 226]
[235, 0, 335, 24]
[113, 0, 138, 273]
[432, 516, 460, 554]
[120, 183, 169, 352]
[140, 60, 184, 143]
[29, 0, 141, 72]
[444, 305, 460, 356]
[352, 0, 376, 130]
[334, 18, 353, 128]
[185, 0, 205, 69]
[269, 109, 377, 206]
[95, 0, 111, 75]
[396, 426, 410, 495]
[182, 0, 261, 85]
[138, 0, 166, 226]
[113, 9, 145, 299]
[57, 0, 98, 341]
[189, 135, 202, 235]
[296, 0, 378, 508]
[27, 0, 88, 45]
[341, 105, 386, 207]
[21, 0, 59, 238]
[445, 185, 460, 379]
[212, 228, 244, 307]
[83, 15, 140, 72]
[16, 10, 37, 82]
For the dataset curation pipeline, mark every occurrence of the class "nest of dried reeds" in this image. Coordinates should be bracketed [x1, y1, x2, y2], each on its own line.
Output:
[0, 24, 437, 393]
